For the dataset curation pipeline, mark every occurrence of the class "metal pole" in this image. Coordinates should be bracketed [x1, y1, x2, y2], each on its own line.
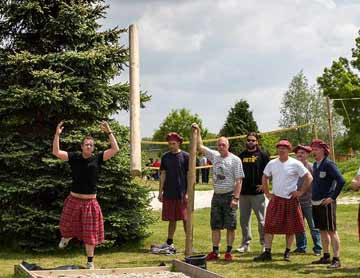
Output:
[129, 24, 142, 176]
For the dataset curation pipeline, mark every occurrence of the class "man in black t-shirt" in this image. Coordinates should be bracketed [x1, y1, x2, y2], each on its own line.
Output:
[237, 132, 270, 253]
[158, 132, 189, 251]
[52, 120, 119, 269]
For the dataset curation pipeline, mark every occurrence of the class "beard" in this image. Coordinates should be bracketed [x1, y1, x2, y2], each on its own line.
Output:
[246, 144, 257, 151]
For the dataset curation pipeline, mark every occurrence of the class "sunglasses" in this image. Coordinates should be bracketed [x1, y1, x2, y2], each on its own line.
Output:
[247, 139, 256, 142]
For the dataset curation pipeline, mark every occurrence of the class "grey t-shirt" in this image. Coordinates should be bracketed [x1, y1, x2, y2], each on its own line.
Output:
[203, 146, 245, 194]
[297, 161, 313, 208]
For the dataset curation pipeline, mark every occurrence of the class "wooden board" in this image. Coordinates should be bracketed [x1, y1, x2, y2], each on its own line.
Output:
[172, 259, 223, 278]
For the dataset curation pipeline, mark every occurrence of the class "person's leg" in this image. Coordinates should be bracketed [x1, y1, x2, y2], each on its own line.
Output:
[182, 220, 187, 233]
[284, 234, 295, 261]
[208, 194, 222, 259]
[252, 194, 266, 247]
[238, 195, 252, 250]
[303, 206, 322, 254]
[329, 231, 340, 257]
[253, 233, 273, 261]
[294, 206, 307, 252]
[212, 229, 221, 247]
[167, 221, 177, 244]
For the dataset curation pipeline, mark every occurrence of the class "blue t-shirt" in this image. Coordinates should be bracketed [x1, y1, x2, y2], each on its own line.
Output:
[312, 156, 345, 201]
[160, 151, 189, 200]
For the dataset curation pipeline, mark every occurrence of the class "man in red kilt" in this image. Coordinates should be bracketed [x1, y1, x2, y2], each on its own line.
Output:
[254, 140, 313, 262]
[158, 132, 189, 252]
[52, 120, 119, 269]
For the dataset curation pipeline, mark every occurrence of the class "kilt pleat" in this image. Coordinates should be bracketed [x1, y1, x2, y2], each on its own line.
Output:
[59, 195, 104, 245]
[264, 195, 305, 235]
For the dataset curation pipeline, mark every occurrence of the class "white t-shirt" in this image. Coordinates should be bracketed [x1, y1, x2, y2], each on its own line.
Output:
[263, 157, 308, 199]
[203, 146, 245, 194]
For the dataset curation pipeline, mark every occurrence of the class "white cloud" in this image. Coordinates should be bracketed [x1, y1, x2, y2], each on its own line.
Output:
[106, 0, 360, 137]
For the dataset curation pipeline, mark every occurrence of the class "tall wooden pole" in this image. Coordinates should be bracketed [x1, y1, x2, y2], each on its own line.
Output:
[185, 126, 198, 256]
[129, 24, 142, 176]
[326, 96, 336, 162]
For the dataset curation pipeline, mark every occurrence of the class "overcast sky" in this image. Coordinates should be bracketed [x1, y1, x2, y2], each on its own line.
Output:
[101, 0, 360, 137]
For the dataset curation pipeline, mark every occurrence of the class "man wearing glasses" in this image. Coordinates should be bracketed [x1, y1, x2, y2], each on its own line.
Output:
[237, 132, 270, 253]
[192, 123, 244, 261]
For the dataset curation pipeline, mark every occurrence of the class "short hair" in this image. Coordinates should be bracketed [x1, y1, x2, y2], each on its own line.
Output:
[82, 135, 94, 144]
[246, 132, 259, 140]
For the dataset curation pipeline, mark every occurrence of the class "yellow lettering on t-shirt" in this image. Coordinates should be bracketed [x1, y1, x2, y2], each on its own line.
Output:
[243, 156, 257, 163]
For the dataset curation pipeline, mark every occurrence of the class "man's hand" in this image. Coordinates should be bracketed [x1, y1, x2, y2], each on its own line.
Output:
[100, 121, 112, 134]
[265, 192, 273, 200]
[256, 184, 264, 192]
[321, 197, 333, 206]
[158, 192, 163, 202]
[191, 123, 200, 130]
[290, 191, 302, 199]
[230, 198, 238, 209]
[56, 121, 64, 135]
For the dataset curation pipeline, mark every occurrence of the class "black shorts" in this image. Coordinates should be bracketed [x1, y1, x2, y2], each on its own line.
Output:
[210, 192, 237, 230]
[312, 202, 336, 231]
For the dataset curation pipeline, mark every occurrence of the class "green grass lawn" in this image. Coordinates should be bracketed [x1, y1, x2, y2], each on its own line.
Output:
[1, 205, 360, 278]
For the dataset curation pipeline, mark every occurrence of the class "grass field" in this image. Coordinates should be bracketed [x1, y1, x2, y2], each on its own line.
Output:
[1, 204, 359, 278]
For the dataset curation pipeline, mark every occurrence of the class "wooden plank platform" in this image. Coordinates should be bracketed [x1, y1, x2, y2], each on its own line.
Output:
[173, 259, 223, 278]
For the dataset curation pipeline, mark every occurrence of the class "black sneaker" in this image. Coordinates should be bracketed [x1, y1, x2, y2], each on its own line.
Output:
[313, 248, 321, 256]
[327, 258, 341, 269]
[253, 252, 272, 262]
[311, 256, 331, 264]
[284, 250, 291, 262]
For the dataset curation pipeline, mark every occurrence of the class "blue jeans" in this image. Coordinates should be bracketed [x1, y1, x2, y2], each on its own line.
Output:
[296, 206, 322, 252]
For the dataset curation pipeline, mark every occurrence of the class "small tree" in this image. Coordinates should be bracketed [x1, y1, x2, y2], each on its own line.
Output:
[219, 100, 258, 154]
[279, 71, 344, 146]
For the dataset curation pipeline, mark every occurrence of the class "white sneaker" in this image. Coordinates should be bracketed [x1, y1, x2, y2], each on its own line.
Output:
[236, 244, 250, 253]
[58, 237, 72, 249]
[86, 262, 94, 270]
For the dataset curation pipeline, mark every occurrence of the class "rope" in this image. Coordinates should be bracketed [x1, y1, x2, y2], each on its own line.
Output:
[142, 123, 316, 145]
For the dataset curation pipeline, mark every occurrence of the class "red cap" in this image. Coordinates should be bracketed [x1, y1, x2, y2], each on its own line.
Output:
[293, 145, 312, 153]
[276, 140, 292, 150]
[166, 132, 183, 143]
[310, 139, 330, 156]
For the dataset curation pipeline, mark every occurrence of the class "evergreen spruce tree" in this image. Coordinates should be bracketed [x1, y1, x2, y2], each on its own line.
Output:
[0, 0, 153, 250]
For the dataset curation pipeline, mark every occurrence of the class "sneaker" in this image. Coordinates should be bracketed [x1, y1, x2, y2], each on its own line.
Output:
[311, 256, 331, 264]
[253, 252, 272, 262]
[86, 262, 94, 270]
[327, 258, 341, 269]
[313, 249, 321, 256]
[292, 248, 306, 254]
[206, 251, 220, 260]
[236, 244, 250, 253]
[224, 252, 233, 261]
[58, 237, 72, 249]
[284, 250, 291, 262]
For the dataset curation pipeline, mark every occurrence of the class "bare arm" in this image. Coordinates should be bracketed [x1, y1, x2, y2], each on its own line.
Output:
[52, 121, 69, 161]
[101, 121, 120, 161]
[262, 174, 272, 199]
[191, 123, 206, 154]
[351, 176, 360, 191]
[230, 178, 243, 208]
[158, 170, 166, 202]
[291, 172, 313, 198]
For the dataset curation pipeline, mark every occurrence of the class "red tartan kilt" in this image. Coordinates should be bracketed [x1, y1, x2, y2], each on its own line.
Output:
[162, 198, 187, 221]
[264, 195, 304, 235]
[60, 195, 104, 245]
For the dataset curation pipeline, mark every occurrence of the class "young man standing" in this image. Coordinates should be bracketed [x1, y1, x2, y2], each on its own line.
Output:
[292, 145, 322, 256]
[310, 139, 345, 268]
[192, 123, 244, 261]
[237, 132, 269, 253]
[53, 120, 119, 269]
[158, 132, 189, 251]
[253, 140, 313, 262]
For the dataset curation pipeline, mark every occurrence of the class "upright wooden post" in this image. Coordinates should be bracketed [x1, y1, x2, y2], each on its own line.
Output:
[129, 24, 142, 176]
[185, 126, 198, 256]
[326, 96, 335, 162]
